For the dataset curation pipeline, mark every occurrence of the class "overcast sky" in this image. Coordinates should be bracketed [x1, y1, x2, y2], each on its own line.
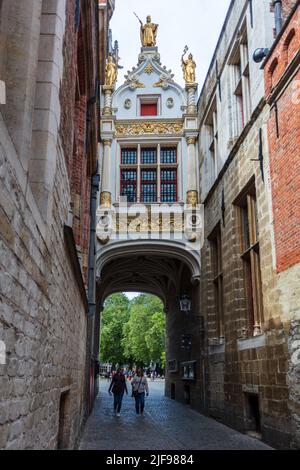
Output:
[110, 0, 232, 89]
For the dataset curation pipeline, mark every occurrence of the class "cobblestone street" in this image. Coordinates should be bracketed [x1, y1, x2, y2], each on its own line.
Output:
[79, 379, 272, 450]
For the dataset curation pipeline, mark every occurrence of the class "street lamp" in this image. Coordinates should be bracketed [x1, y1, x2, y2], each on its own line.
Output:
[179, 295, 191, 313]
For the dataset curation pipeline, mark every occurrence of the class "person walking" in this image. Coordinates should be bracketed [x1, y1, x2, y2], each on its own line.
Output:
[109, 368, 128, 416]
[131, 369, 149, 415]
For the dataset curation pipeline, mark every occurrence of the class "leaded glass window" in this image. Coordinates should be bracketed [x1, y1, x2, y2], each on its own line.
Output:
[121, 148, 137, 165]
[141, 169, 157, 203]
[161, 169, 177, 203]
[141, 148, 157, 165]
[121, 170, 137, 202]
[161, 147, 177, 164]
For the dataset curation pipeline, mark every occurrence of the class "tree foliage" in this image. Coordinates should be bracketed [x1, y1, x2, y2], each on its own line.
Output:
[100, 293, 166, 368]
[100, 293, 130, 365]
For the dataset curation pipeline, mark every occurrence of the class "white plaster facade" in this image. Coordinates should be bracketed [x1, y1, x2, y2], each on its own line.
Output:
[100, 46, 199, 205]
[97, 41, 202, 301]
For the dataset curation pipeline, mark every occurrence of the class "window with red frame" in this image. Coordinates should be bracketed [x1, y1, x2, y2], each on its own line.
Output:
[141, 102, 158, 116]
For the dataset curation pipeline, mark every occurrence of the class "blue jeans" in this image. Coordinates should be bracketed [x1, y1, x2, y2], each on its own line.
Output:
[113, 392, 124, 412]
[135, 392, 145, 414]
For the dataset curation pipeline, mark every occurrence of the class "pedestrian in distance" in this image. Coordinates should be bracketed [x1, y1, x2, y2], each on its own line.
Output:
[108, 367, 128, 416]
[131, 369, 149, 415]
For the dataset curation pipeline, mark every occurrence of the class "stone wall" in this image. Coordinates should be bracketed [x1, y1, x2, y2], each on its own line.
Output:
[0, 0, 102, 449]
[0, 115, 87, 449]
[196, 0, 300, 449]
[199, 98, 300, 448]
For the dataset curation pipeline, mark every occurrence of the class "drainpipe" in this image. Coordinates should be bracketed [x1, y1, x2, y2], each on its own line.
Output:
[88, 170, 100, 317]
[273, 0, 283, 35]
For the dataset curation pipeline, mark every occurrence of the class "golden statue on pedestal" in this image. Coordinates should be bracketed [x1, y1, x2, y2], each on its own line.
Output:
[105, 55, 118, 87]
[134, 13, 158, 47]
[181, 47, 197, 84]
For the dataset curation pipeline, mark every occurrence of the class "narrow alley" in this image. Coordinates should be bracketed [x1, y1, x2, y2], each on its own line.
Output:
[80, 380, 272, 451]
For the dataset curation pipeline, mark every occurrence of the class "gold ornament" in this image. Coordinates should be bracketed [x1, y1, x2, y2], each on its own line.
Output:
[100, 192, 112, 208]
[182, 52, 196, 84]
[115, 120, 183, 137]
[131, 81, 145, 89]
[105, 55, 118, 87]
[187, 190, 199, 206]
[144, 63, 154, 74]
[103, 140, 112, 147]
[186, 137, 197, 145]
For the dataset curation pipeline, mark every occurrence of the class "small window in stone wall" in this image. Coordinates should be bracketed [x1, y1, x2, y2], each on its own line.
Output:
[181, 361, 196, 381]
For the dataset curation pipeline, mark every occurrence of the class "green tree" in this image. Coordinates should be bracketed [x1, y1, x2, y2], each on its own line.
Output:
[122, 294, 165, 367]
[145, 312, 166, 363]
[122, 303, 152, 365]
[100, 293, 166, 369]
[100, 293, 130, 365]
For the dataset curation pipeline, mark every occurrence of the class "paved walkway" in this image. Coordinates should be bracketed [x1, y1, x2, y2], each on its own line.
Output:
[79, 379, 272, 450]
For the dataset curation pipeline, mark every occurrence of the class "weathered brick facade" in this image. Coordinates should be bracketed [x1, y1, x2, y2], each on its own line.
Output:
[0, 0, 112, 450]
[265, 2, 300, 273]
[264, 0, 300, 448]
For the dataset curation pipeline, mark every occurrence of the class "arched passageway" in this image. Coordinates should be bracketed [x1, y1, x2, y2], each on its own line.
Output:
[95, 239, 204, 409]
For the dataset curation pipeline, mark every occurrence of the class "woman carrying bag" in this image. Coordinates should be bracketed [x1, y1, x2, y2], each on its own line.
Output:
[109, 368, 128, 416]
[131, 369, 149, 415]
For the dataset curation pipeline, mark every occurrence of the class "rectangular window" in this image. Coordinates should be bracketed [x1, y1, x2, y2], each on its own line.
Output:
[121, 148, 137, 165]
[119, 144, 179, 204]
[209, 223, 224, 340]
[141, 169, 157, 203]
[161, 169, 177, 203]
[228, 20, 251, 137]
[236, 182, 263, 335]
[121, 169, 137, 203]
[141, 103, 158, 116]
[141, 147, 157, 164]
[204, 97, 218, 185]
[161, 147, 177, 164]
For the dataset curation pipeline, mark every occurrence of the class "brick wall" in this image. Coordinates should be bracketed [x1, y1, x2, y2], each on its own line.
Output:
[264, 3, 300, 448]
[282, 0, 298, 20]
[265, 4, 300, 273]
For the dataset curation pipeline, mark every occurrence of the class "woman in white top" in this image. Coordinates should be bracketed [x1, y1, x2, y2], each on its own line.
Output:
[131, 369, 149, 415]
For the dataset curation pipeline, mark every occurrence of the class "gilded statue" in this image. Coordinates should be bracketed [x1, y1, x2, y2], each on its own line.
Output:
[105, 55, 118, 87]
[134, 13, 158, 47]
[181, 49, 196, 84]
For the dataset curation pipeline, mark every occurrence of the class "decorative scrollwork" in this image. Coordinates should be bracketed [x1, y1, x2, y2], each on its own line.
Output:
[115, 120, 184, 137]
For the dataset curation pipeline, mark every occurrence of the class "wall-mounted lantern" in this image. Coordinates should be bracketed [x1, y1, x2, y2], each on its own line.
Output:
[180, 295, 191, 313]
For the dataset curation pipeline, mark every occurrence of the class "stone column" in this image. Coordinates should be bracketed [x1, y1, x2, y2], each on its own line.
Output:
[186, 83, 198, 115]
[186, 137, 198, 206]
[102, 85, 114, 116]
[100, 140, 112, 208]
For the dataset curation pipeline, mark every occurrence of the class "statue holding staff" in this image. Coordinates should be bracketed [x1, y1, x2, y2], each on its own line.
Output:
[181, 47, 197, 84]
[134, 13, 158, 47]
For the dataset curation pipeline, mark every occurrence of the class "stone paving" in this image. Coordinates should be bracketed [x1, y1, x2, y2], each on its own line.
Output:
[79, 379, 272, 450]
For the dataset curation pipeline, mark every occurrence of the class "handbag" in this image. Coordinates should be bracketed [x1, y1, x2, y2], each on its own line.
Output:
[132, 376, 143, 398]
